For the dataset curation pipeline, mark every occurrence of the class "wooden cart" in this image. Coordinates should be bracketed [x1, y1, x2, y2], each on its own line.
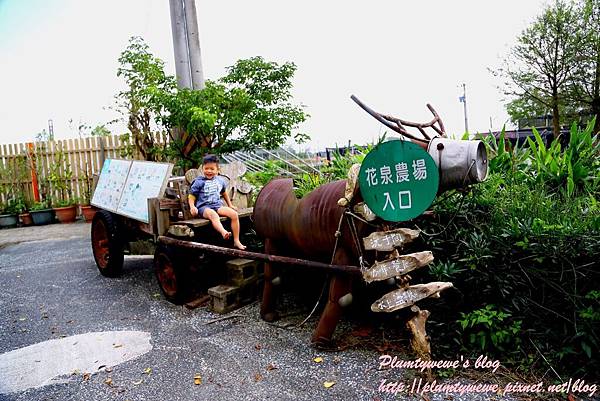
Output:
[90, 160, 258, 306]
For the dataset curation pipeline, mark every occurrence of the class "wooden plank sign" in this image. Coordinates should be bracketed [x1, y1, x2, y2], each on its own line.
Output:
[363, 228, 420, 251]
[371, 282, 453, 313]
[362, 251, 434, 283]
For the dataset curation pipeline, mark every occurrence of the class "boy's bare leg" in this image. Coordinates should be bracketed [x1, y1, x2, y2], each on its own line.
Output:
[203, 208, 231, 239]
[217, 207, 246, 250]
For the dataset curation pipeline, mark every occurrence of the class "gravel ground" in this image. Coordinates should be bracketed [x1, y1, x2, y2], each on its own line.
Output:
[0, 223, 595, 401]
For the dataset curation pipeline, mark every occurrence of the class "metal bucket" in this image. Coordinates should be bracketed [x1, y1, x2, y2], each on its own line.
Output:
[427, 138, 488, 192]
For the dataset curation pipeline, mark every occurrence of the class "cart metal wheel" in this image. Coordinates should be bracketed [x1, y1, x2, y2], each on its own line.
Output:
[91, 210, 124, 277]
[154, 244, 190, 304]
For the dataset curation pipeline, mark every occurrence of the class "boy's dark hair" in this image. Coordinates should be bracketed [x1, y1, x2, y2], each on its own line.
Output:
[202, 154, 219, 165]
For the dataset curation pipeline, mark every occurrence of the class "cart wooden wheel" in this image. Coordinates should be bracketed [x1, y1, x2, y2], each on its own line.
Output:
[91, 210, 124, 277]
[154, 244, 190, 304]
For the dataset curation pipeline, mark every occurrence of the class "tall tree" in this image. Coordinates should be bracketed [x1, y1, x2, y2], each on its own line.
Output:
[159, 57, 309, 168]
[567, 0, 600, 133]
[497, 0, 582, 138]
[115, 37, 177, 161]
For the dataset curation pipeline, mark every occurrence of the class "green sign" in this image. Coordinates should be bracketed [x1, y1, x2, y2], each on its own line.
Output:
[358, 140, 439, 222]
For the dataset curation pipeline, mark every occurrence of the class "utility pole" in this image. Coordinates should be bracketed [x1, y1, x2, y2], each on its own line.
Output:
[183, 0, 204, 90]
[169, 0, 204, 90]
[169, 0, 205, 144]
[459, 83, 469, 134]
[169, 0, 191, 89]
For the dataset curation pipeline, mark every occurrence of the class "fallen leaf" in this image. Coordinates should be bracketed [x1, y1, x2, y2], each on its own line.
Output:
[105, 367, 112, 373]
[254, 344, 262, 350]
[133, 379, 144, 385]
[266, 363, 277, 371]
[194, 374, 202, 385]
[375, 344, 389, 353]
[568, 394, 576, 401]
[18, 317, 26, 321]
[153, 293, 161, 298]
[104, 377, 113, 386]
[71, 369, 81, 376]
[82, 373, 90, 381]
[351, 327, 372, 337]
[66, 320, 74, 324]
[113, 344, 123, 348]
[323, 381, 335, 388]
[254, 373, 263, 382]
[313, 357, 323, 363]
[143, 368, 152, 375]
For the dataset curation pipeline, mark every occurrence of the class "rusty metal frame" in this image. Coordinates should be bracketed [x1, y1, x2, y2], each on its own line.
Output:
[350, 95, 446, 142]
[158, 236, 362, 275]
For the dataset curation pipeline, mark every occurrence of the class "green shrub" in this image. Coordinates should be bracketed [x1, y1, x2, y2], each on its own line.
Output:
[458, 305, 523, 352]
[243, 160, 286, 189]
[420, 124, 599, 377]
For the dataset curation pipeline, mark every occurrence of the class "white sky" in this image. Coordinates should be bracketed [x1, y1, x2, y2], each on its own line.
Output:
[0, 0, 546, 151]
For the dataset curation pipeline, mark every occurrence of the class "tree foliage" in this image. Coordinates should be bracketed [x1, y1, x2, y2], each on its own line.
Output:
[567, 0, 600, 133]
[115, 36, 176, 161]
[160, 56, 309, 168]
[115, 38, 309, 167]
[497, 0, 582, 138]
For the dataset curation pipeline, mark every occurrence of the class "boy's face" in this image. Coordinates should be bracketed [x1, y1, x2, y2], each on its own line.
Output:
[202, 162, 218, 179]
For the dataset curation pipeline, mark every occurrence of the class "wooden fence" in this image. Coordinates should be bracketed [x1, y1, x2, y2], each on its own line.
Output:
[0, 132, 169, 207]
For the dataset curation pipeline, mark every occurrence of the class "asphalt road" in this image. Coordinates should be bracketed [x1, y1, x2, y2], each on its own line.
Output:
[0, 223, 552, 401]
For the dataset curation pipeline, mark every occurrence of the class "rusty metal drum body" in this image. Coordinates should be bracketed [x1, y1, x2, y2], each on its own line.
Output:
[253, 177, 367, 345]
[253, 178, 360, 261]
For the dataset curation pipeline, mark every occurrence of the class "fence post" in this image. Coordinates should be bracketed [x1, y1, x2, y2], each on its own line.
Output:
[27, 142, 40, 202]
[99, 137, 106, 170]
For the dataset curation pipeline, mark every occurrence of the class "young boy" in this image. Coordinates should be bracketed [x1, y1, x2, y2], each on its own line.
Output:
[188, 154, 246, 250]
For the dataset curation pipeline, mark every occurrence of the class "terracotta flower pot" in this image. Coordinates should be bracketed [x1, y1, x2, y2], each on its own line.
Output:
[54, 205, 77, 223]
[80, 205, 97, 223]
[19, 212, 33, 226]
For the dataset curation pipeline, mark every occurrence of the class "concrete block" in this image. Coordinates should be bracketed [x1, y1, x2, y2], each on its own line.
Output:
[208, 285, 239, 314]
[226, 258, 261, 286]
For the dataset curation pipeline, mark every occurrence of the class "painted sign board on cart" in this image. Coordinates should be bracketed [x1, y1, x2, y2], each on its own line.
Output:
[358, 140, 439, 222]
[91, 159, 173, 223]
[91, 159, 132, 212]
[117, 161, 173, 223]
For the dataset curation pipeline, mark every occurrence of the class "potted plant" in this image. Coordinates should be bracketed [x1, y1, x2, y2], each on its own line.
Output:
[47, 146, 78, 223]
[0, 199, 20, 229]
[53, 197, 78, 223]
[11, 196, 32, 226]
[30, 200, 55, 225]
[79, 161, 97, 222]
[19, 208, 34, 226]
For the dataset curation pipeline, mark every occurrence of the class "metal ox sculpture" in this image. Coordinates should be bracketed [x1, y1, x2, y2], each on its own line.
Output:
[253, 96, 489, 353]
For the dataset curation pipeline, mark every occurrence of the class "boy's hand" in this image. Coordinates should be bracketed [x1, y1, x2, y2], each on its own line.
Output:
[190, 205, 199, 217]
[229, 204, 238, 211]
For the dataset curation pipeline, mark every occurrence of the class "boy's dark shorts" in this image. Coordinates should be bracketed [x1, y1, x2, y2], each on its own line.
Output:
[198, 202, 224, 217]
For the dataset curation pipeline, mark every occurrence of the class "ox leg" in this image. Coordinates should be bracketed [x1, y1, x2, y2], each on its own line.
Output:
[260, 239, 280, 322]
[311, 250, 353, 347]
